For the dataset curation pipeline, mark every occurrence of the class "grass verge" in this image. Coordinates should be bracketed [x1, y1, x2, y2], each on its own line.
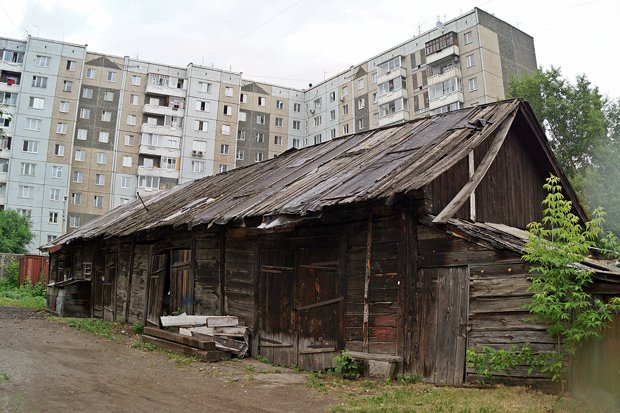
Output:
[51, 317, 117, 340]
[131, 338, 199, 367]
[0, 295, 45, 309]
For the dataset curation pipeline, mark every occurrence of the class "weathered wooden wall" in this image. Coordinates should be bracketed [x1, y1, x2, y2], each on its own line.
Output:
[194, 234, 223, 315]
[224, 236, 257, 328]
[127, 243, 149, 323]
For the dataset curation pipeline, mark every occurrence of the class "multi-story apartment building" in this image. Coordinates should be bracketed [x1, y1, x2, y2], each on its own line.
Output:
[0, 8, 536, 252]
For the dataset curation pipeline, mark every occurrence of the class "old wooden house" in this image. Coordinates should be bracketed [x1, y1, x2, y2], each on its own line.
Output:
[43, 99, 620, 387]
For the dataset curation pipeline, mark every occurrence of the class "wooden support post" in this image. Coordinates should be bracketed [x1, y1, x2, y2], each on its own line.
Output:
[363, 211, 373, 353]
[433, 109, 517, 224]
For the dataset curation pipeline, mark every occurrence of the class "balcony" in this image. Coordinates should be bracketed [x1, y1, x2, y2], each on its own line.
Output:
[145, 83, 186, 98]
[378, 109, 410, 127]
[0, 60, 23, 72]
[426, 45, 460, 65]
[0, 148, 10, 160]
[427, 67, 462, 86]
[143, 103, 185, 118]
[377, 67, 407, 83]
[428, 91, 464, 111]
[0, 81, 20, 94]
[137, 165, 179, 179]
[141, 122, 183, 137]
[138, 144, 181, 157]
[0, 171, 7, 183]
[377, 88, 408, 106]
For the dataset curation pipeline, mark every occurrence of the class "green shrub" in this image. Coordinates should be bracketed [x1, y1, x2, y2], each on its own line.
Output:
[132, 321, 144, 335]
[333, 352, 364, 380]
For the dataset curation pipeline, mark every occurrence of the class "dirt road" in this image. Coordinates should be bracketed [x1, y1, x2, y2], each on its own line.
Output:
[0, 307, 337, 412]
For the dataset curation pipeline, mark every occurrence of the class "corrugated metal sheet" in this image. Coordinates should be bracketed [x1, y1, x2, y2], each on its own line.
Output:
[50, 100, 521, 247]
[19, 255, 49, 285]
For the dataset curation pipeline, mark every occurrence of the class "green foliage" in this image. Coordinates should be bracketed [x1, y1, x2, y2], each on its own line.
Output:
[522, 175, 620, 384]
[132, 321, 144, 335]
[395, 372, 421, 385]
[0, 210, 33, 254]
[57, 317, 116, 340]
[333, 352, 364, 380]
[131, 339, 157, 351]
[0, 259, 46, 309]
[0, 372, 10, 381]
[254, 354, 271, 364]
[0, 258, 19, 289]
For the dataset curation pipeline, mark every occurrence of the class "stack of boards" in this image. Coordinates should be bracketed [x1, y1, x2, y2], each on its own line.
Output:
[141, 313, 250, 361]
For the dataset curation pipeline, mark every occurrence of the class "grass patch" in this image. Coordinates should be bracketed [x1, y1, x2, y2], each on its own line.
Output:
[0, 372, 10, 381]
[254, 354, 271, 364]
[131, 338, 198, 367]
[131, 339, 157, 351]
[0, 258, 47, 310]
[52, 317, 117, 340]
[0, 295, 45, 309]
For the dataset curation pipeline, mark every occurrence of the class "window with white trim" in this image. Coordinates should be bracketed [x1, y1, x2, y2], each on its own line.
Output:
[56, 122, 67, 134]
[123, 156, 132, 167]
[71, 192, 82, 205]
[52, 165, 62, 178]
[96, 152, 107, 164]
[75, 150, 85, 161]
[224, 87, 233, 97]
[93, 196, 103, 208]
[95, 174, 105, 185]
[77, 129, 87, 140]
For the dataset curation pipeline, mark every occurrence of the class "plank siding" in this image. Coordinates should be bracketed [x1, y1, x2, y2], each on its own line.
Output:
[193, 234, 222, 315]
[128, 244, 149, 323]
[224, 237, 257, 327]
[115, 244, 131, 321]
[427, 156, 470, 220]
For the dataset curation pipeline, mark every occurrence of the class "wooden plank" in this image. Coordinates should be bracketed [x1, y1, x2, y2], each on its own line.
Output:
[141, 335, 229, 362]
[206, 315, 239, 327]
[160, 314, 208, 327]
[433, 108, 518, 223]
[143, 327, 216, 350]
[363, 212, 372, 353]
[296, 296, 344, 311]
[347, 351, 403, 363]
[299, 347, 336, 354]
[192, 331, 249, 357]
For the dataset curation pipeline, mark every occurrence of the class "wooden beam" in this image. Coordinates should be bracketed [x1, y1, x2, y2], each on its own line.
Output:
[363, 211, 373, 353]
[433, 109, 518, 224]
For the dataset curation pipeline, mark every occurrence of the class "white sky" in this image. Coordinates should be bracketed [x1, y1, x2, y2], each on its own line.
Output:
[0, 0, 618, 98]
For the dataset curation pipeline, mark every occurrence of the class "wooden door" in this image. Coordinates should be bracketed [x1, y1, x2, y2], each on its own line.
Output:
[92, 253, 105, 318]
[170, 249, 193, 315]
[414, 266, 469, 385]
[146, 254, 167, 327]
[259, 247, 296, 366]
[296, 245, 343, 371]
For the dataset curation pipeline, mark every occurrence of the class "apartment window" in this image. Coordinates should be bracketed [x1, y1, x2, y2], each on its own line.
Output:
[293, 103, 301, 112]
[99, 131, 109, 143]
[17, 209, 32, 219]
[192, 161, 205, 173]
[104, 91, 114, 101]
[192, 140, 207, 155]
[223, 105, 233, 116]
[329, 91, 336, 102]
[314, 98, 322, 109]
[18, 185, 33, 198]
[358, 97, 366, 110]
[142, 158, 154, 169]
[358, 118, 365, 130]
[292, 139, 300, 149]
[25, 118, 41, 131]
[219, 164, 228, 173]
[56, 122, 67, 134]
[120, 198, 129, 205]
[122, 156, 132, 167]
[464, 31, 473, 45]
[65, 59, 76, 71]
[162, 156, 176, 170]
[29, 97, 45, 109]
[93, 196, 103, 208]
[240, 93, 248, 103]
[373, 92, 378, 104]
[131, 75, 141, 86]
[34, 55, 50, 67]
[330, 128, 336, 139]
[200, 82, 212, 93]
[20, 162, 36, 176]
[130, 94, 139, 105]
[237, 130, 246, 140]
[342, 86, 348, 96]
[50, 188, 60, 201]
[95, 174, 105, 185]
[52, 165, 62, 178]
[196, 100, 209, 112]
[49, 212, 59, 223]
[379, 97, 408, 117]
[101, 110, 112, 122]
[125, 135, 134, 146]
[54, 144, 64, 156]
[256, 114, 266, 125]
[32, 75, 49, 89]
[276, 100, 284, 109]
[63, 80, 73, 92]
[0, 159, 7, 173]
[256, 133, 265, 143]
[357, 79, 364, 90]
[274, 135, 282, 145]
[85, 68, 96, 79]
[59, 101, 70, 113]
[73, 171, 84, 183]
[121, 176, 131, 188]
[378, 76, 407, 97]
[292, 120, 300, 130]
[22, 140, 38, 153]
[96, 152, 107, 164]
[165, 138, 179, 149]
[195, 120, 208, 131]
[466, 54, 476, 68]
[468, 77, 478, 92]
[373, 112, 379, 125]
[107, 71, 116, 82]
[77, 129, 87, 140]
[225, 87, 234, 97]
[80, 108, 90, 119]
[255, 96, 265, 107]
[71, 192, 82, 205]
[238, 112, 246, 122]
[342, 124, 349, 134]
[255, 152, 264, 162]
[127, 114, 137, 125]
[82, 87, 93, 99]
[221, 124, 231, 135]
[235, 149, 244, 160]
[220, 144, 229, 155]
[313, 134, 322, 145]
[275, 117, 283, 127]
[371, 72, 378, 84]
[69, 216, 80, 228]
[343, 104, 349, 115]
[75, 150, 85, 161]
[313, 116, 322, 127]
[330, 109, 336, 121]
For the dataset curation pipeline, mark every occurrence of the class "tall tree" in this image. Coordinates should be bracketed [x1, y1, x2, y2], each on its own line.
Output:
[0, 210, 33, 254]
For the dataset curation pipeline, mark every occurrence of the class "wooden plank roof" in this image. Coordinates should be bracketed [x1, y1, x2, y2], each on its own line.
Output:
[46, 99, 579, 247]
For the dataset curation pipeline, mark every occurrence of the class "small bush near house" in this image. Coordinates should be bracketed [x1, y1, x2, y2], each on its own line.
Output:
[333, 352, 364, 380]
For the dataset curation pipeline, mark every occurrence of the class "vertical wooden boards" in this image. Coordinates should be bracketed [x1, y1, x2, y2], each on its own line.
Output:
[128, 244, 149, 323]
[225, 237, 257, 328]
[193, 234, 222, 315]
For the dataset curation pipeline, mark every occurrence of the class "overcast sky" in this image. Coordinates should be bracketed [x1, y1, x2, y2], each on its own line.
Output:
[1, 0, 618, 98]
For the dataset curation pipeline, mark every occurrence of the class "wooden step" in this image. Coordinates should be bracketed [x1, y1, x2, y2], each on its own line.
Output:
[143, 327, 216, 351]
[141, 335, 230, 362]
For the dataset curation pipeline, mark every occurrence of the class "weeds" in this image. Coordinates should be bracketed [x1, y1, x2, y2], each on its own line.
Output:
[132, 321, 144, 335]
[0, 372, 10, 381]
[0, 259, 46, 309]
[333, 351, 363, 380]
[52, 317, 117, 340]
[254, 354, 271, 365]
